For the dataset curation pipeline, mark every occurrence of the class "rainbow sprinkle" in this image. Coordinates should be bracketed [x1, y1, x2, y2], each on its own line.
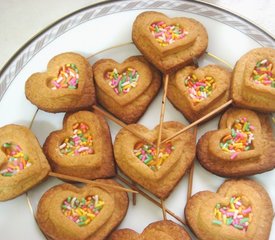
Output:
[220, 117, 254, 160]
[251, 59, 274, 87]
[149, 21, 188, 47]
[212, 196, 252, 231]
[105, 68, 139, 95]
[51, 63, 79, 90]
[59, 122, 94, 156]
[133, 142, 174, 171]
[0, 143, 31, 177]
[61, 195, 104, 226]
[184, 74, 215, 102]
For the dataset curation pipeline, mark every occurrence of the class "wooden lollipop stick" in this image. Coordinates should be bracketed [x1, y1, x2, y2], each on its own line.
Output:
[187, 127, 197, 201]
[132, 180, 137, 206]
[116, 174, 186, 225]
[156, 74, 169, 156]
[161, 99, 233, 144]
[26, 192, 50, 240]
[187, 162, 195, 201]
[161, 199, 167, 220]
[48, 172, 138, 194]
[92, 105, 154, 145]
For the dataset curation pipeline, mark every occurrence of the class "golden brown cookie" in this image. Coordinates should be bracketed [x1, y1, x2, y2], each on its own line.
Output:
[231, 47, 275, 112]
[167, 64, 231, 122]
[108, 220, 191, 240]
[25, 52, 95, 113]
[93, 56, 161, 124]
[0, 124, 50, 201]
[197, 107, 275, 177]
[114, 121, 196, 199]
[132, 11, 208, 74]
[36, 179, 129, 240]
[43, 111, 115, 180]
[185, 179, 274, 240]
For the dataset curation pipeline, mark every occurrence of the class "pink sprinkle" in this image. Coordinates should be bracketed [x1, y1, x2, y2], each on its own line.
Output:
[52, 81, 61, 88]
[78, 147, 89, 153]
[242, 207, 252, 214]
[16, 145, 22, 151]
[141, 155, 146, 161]
[226, 212, 234, 217]
[19, 162, 23, 170]
[230, 152, 238, 160]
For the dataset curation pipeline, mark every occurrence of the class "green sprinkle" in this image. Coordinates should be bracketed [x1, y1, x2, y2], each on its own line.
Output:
[3, 143, 11, 148]
[144, 156, 153, 164]
[3, 172, 13, 177]
[226, 218, 233, 225]
[212, 220, 222, 225]
[234, 224, 244, 230]
[245, 146, 250, 151]
[240, 218, 249, 224]
[77, 221, 86, 226]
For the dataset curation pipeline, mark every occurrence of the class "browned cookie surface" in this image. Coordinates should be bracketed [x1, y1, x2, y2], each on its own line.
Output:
[43, 111, 115, 180]
[185, 179, 273, 240]
[132, 11, 208, 74]
[93, 55, 161, 124]
[25, 52, 95, 113]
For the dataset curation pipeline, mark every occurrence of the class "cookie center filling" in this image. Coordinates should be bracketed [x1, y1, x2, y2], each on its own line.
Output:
[212, 196, 252, 231]
[149, 21, 188, 46]
[51, 63, 79, 90]
[61, 195, 104, 226]
[184, 74, 215, 103]
[0, 143, 31, 177]
[250, 59, 275, 87]
[220, 117, 254, 160]
[105, 68, 139, 95]
[133, 142, 174, 171]
[59, 122, 94, 156]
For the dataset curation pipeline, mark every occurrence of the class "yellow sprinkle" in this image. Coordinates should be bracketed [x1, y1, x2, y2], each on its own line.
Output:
[218, 211, 222, 220]
[223, 214, 227, 224]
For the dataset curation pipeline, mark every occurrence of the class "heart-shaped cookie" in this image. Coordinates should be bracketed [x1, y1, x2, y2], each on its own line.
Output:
[108, 220, 191, 240]
[43, 111, 115, 180]
[93, 56, 161, 124]
[36, 179, 129, 240]
[114, 121, 196, 199]
[132, 11, 208, 73]
[167, 65, 231, 122]
[25, 52, 96, 113]
[231, 47, 275, 112]
[0, 124, 50, 201]
[185, 179, 274, 240]
[197, 107, 275, 177]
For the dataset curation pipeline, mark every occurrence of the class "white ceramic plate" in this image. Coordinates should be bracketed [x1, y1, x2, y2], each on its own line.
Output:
[0, 0, 274, 239]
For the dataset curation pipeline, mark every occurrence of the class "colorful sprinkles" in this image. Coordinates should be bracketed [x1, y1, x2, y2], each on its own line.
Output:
[251, 59, 275, 87]
[149, 21, 188, 46]
[61, 195, 104, 226]
[220, 117, 254, 160]
[184, 74, 215, 102]
[133, 142, 174, 171]
[212, 196, 252, 231]
[59, 122, 94, 156]
[105, 68, 139, 95]
[51, 63, 79, 90]
[0, 143, 31, 177]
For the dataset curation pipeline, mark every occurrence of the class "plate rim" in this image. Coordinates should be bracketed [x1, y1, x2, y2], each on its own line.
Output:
[0, 0, 274, 80]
